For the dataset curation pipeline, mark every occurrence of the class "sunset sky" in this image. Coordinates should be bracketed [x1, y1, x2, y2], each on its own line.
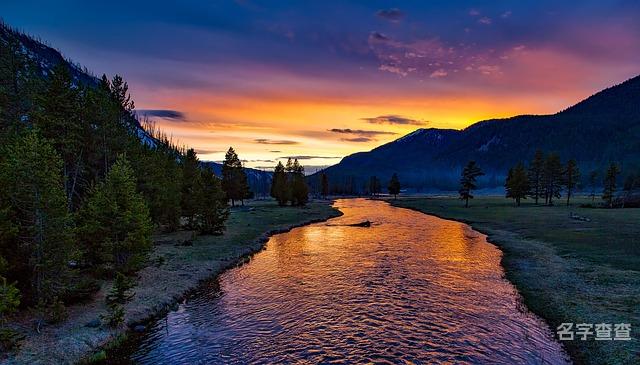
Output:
[3, 1, 640, 170]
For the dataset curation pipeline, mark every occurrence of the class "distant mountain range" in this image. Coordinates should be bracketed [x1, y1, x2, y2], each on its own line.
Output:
[314, 75, 640, 192]
[201, 161, 272, 197]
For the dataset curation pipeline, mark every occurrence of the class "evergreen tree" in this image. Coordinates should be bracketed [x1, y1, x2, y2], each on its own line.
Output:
[131, 144, 182, 231]
[0, 36, 40, 137]
[270, 161, 289, 206]
[199, 168, 229, 234]
[542, 153, 563, 205]
[290, 159, 309, 206]
[602, 163, 620, 208]
[388, 173, 401, 199]
[321, 172, 329, 199]
[0, 131, 74, 304]
[0, 256, 20, 326]
[505, 162, 529, 206]
[369, 176, 381, 196]
[564, 159, 580, 206]
[588, 170, 599, 202]
[78, 155, 152, 274]
[528, 150, 545, 204]
[33, 64, 86, 209]
[221, 147, 251, 206]
[180, 148, 203, 227]
[458, 161, 484, 207]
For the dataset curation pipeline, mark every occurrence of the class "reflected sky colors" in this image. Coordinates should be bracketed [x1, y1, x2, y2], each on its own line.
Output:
[3, 1, 640, 168]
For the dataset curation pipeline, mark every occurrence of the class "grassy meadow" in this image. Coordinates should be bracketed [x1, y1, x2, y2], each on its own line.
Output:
[391, 196, 639, 364]
[4, 200, 340, 365]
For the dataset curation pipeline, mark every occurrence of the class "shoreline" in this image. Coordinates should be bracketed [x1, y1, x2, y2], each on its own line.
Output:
[390, 197, 640, 364]
[1, 201, 342, 365]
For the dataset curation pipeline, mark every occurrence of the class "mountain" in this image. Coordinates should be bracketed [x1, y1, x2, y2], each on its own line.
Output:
[315, 76, 640, 193]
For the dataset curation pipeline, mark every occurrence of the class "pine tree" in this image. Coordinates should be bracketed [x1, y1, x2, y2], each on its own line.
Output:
[528, 150, 545, 204]
[0, 36, 40, 137]
[369, 176, 381, 196]
[33, 64, 86, 209]
[180, 148, 203, 227]
[602, 163, 620, 208]
[542, 153, 563, 205]
[321, 173, 329, 199]
[388, 173, 401, 199]
[78, 155, 152, 274]
[270, 161, 289, 206]
[505, 162, 529, 206]
[0, 256, 20, 326]
[221, 147, 251, 206]
[290, 159, 309, 206]
[564, 159, 580, 206]
[459, 161, 484, 207]
[0, 131, 74, 304]
[199, 168, 229, 234]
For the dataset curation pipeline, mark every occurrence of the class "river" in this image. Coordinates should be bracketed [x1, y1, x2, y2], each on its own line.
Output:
[113, 199, 569, 364]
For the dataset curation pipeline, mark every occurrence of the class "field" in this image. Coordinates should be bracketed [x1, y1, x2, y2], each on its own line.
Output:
[391, 196, 640, 364]
[3, 200, 340, 365]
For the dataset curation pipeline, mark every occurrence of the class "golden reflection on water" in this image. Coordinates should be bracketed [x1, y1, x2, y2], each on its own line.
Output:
[130, 199, 569, 364]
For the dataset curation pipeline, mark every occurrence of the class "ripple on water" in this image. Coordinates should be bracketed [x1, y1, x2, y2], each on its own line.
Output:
[123, 199, 569, 365]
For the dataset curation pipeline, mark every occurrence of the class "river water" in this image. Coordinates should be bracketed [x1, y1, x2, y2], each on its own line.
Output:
[116, 199, 569, 364]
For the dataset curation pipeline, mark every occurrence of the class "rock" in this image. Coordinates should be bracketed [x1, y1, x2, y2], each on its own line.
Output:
[85, 318, 101, 328]
[347, 220, 371, 227]
[133, 325, 146, 333]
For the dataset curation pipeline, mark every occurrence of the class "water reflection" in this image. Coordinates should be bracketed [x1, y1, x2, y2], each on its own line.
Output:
[123, 199, 569, 364]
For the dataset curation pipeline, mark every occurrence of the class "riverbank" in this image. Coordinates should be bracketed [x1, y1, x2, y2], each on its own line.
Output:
[1, 200, 341, 365]
[390, 196, 639, 365]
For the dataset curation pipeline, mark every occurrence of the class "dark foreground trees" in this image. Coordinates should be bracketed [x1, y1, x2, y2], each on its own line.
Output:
[78, 155, 152, 274]
[388, 173, 401, 199]
[221, 147, 251, 206]
[564, 159, 580, 206]
[602, 163, 620, 208]
[505, 162, 529, 206]
[459, 161, 484, 207]
[321, 172, 329, 199]
[0, 131, 74, 305]
[0, 31, 237, 328]
[270, 159, 309, 206]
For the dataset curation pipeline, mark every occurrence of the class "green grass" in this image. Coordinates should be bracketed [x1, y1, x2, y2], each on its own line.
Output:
[391, 196, 640, 365]
[5, 199, 341, 365]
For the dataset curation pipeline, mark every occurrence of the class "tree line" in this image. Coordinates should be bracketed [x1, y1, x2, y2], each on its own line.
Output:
[0, 34, 248, 335]
[454, 151, 628, 208]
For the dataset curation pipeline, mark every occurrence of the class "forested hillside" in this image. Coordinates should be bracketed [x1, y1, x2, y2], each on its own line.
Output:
[0, 22, 231, 329]
[316, 75, 640, 192]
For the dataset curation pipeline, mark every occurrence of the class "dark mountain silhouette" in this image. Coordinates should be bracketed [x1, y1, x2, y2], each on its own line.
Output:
[315, 75, 640, 192]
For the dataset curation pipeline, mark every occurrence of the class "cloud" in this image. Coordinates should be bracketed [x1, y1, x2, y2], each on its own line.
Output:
[194, 148, 225, 154]
[269, 150, 282, 153]
[328, 128, 397, 137]
[254, 138, 299, 145]
[378, 64, 407, 77]
[368, 31, 391, 42]
[501, 10, 512, 18]
[136, 109, 185, 120]
[341, 137, 373, 143]
[362, 115, 428, 126]
[478, 17, 492, 25]
[279, 155, 342, 160]
[469, 9, 480, 16]
[430, 69, 448, 78]
[376, 8, 404, 22]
